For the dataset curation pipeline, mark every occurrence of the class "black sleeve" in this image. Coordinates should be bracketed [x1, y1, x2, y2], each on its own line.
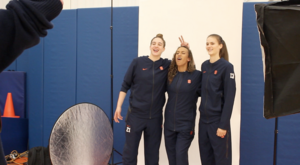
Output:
[218, 64, 236, 130]
[120, 58, 137, 93]
[0, 0, 62, 72]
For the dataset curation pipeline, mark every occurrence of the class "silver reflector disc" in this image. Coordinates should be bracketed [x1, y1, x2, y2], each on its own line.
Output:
[49, 103, 113, 165]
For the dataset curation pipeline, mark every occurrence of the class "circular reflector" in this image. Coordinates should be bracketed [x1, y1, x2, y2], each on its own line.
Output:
[49, 103, 113, 165]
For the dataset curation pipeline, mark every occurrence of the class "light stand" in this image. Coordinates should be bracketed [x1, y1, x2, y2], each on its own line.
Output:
[108, 0, 122, 164]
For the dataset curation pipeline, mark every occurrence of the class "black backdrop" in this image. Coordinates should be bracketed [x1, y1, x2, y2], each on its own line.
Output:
[255, 1, 300, 119]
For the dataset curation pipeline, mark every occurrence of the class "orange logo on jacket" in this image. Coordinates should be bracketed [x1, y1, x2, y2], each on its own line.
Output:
[160, 66, 163, 70]
[214, 70, 218, 74]
[203, 71, 206, 73]
[188, 79, 191, 84]
[142, 68, 147, 70]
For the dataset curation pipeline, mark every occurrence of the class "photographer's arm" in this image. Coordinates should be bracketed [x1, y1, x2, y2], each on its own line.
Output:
[0, 0, 63, 72]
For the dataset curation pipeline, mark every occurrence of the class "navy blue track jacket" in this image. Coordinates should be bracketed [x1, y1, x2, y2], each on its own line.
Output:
[200, 58, 236, 130]
[121, 56, 170, 119]
[165, 70, 202, 131]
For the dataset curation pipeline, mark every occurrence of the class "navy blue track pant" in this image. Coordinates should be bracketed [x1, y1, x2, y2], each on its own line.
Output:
[122, 114, 162, 165]
[164, 128, 194, 165]
[198, 121, 231, 165]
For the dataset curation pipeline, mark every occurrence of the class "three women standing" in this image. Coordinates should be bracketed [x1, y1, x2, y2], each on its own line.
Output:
[114, 33, 236, 165]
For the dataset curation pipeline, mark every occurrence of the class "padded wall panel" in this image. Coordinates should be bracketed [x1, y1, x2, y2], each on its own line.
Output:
[277, 114, 300, 164]
[16, 50, 30, 72]
[1, 118, 28, 155]
[43, 10, 77, 146]
[4, 61, 16, 71]
[113, 7, 139, 161]
[17, 40, 45, 148]
[76, 8, 111, 119]
[240, 3, 274, 165]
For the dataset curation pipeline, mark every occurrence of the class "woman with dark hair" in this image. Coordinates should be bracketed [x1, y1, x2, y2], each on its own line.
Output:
[164, 46, 202, 165]
[114, 34, 170, 165]
[198, 34, 236, 165]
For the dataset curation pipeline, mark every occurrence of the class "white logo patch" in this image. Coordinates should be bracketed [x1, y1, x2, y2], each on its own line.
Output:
[126, 127, 131, 133]
[230, 73, 235, 79]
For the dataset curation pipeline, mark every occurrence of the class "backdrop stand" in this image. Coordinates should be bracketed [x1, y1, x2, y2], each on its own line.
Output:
[109, 0, 122, 164]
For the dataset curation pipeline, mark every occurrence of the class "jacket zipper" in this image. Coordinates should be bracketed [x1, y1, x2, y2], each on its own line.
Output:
[173, 73, 182, 131]
[204, 64, 211, 122]
[150, 62, 155, 119]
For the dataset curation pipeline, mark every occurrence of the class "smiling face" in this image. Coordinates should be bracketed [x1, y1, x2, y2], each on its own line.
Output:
[150, 38, 165, 57]
[175, 47, 190, 69]
[206, 36, 223, 57]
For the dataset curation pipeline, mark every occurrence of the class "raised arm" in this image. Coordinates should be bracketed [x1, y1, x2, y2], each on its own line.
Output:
[0, 0, 63, 72]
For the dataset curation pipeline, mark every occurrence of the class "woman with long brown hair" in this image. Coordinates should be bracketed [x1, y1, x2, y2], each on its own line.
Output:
[198, 34, 236, 165]
[164, 46, 202, 165]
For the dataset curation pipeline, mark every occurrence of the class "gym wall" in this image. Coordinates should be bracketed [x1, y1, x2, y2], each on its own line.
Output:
[5, 7, 138, 163]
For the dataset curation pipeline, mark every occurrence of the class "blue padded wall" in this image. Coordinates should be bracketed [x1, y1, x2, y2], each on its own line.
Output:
[3, 7, 137, 162]
[43, 10, 77, 146]
[15, 48, 30, 72]
[113, 7, 139, 162]
[241, 3, 300, 164]
[4, 60, 17, 71]
[4, 7, 139, 150]
[277, 114, 300, 164]
[240, 3, 275, 165]
[19, 41, 45, 148]
[1, 118, 28, 155]
[76, 8, 111, 119]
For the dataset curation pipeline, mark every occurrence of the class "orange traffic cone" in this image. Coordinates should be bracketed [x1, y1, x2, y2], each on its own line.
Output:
[2, 93, 19, 118]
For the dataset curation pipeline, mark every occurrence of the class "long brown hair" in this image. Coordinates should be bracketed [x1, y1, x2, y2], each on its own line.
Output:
[150, 34, 166, 48]
[208, 34, 229, 61]
[168, 46, 195, 83]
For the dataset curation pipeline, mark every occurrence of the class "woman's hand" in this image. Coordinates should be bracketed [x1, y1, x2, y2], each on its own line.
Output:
[114, 107, 123, 123]
[179, 35, 190, 48]
[216, 128, 227, 138]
